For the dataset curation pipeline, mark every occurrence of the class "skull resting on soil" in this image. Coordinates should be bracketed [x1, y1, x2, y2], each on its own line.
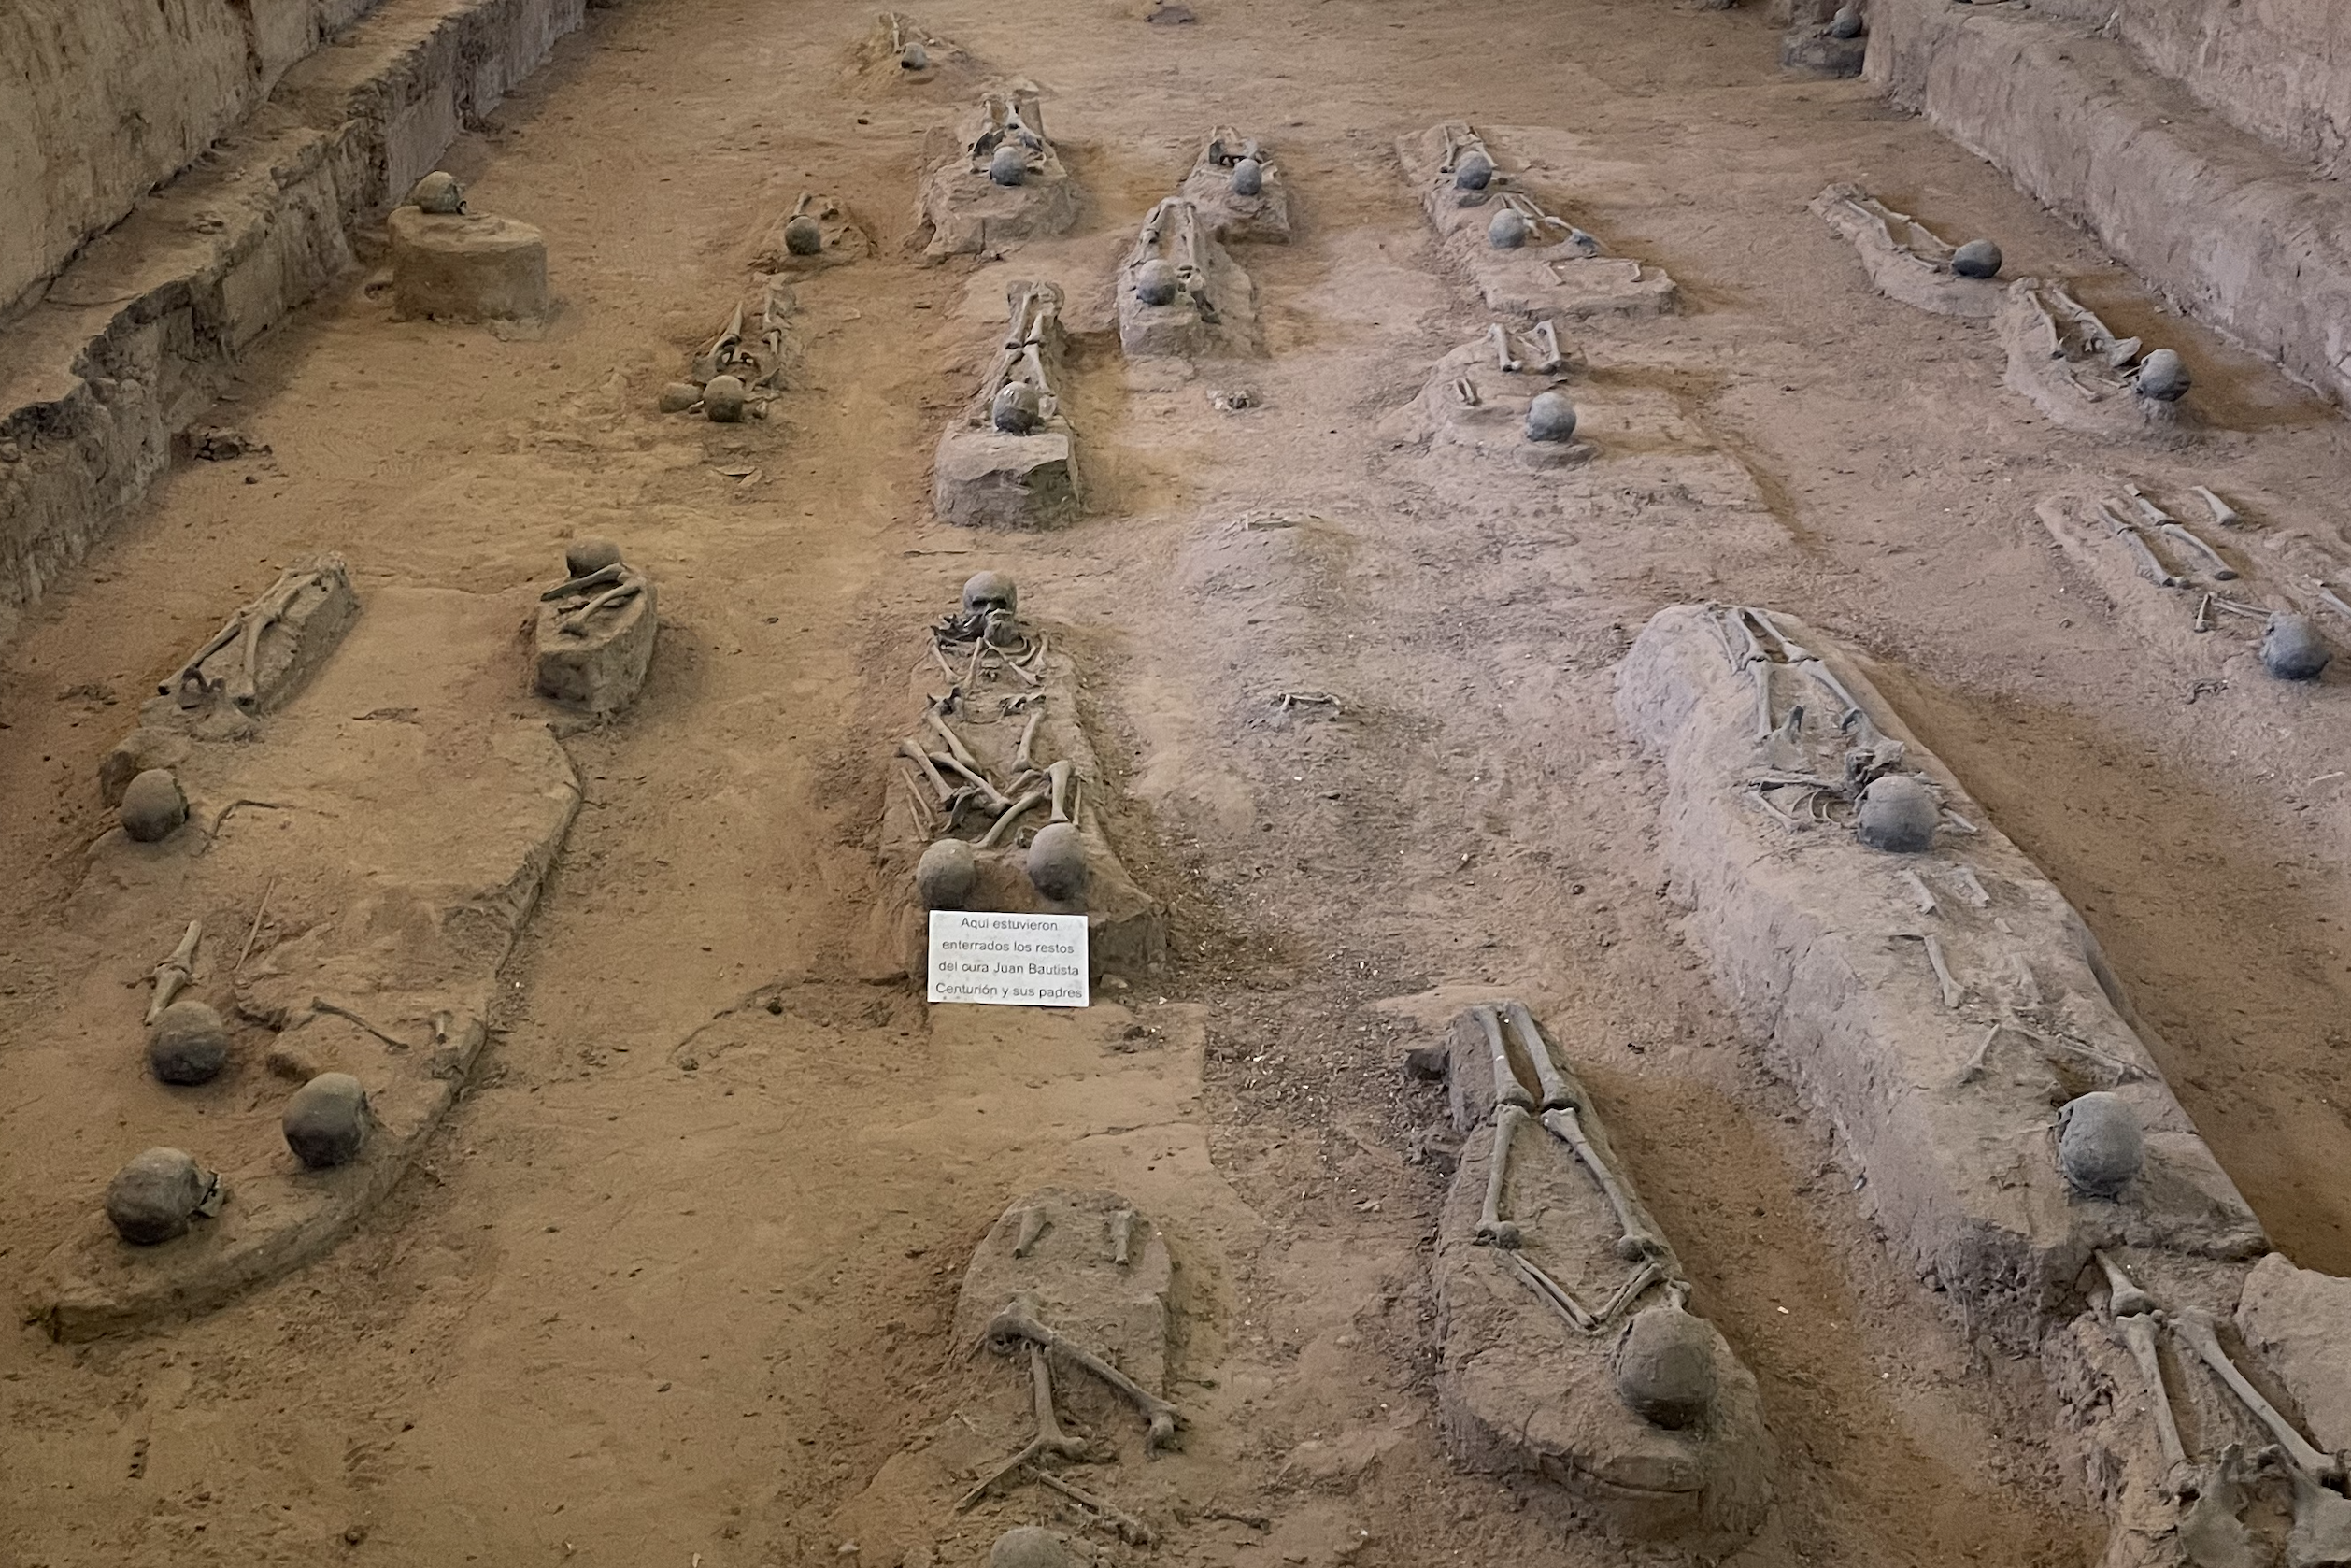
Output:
[106, 1147, 220, 1246]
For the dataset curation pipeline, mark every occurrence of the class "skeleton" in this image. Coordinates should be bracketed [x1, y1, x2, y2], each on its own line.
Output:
[1437, 123, 1494, 191]
[146, 920, 202, 1024]
[163, 564, 340, 712]
[1488, 191, 1600, 257]
[543, 556, 649, 638]
[1471, 1004, 1676, 1332]
[1486, 320, 1565, 375]
[1817, 184, 1971, 273]
[966, 91, 1051, 178]
[1124, 198, 1218, 321]
[969, 283, 1067, 437]
[978, 1295, 1183, 1450]
[2018, 279, 2185, 403]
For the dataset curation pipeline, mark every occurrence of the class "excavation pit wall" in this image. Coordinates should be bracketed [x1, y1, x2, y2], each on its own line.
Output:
[1867, 0, 2351, 413]
[0, 0, 588, 637]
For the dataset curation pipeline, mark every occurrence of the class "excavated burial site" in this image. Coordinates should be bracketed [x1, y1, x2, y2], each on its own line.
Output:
[11, 0, 2351, 1565]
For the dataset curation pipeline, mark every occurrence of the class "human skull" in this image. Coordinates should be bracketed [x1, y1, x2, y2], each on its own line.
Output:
[1454, 149, 1494, 192]
[1828, 5, 1863, 37]
[783, 215, 824, 256]
[1856, 774, 1936, 852]
[703, 374, 747, 422]
[988, 144, 1028, 187]
[1612, 1302, 1717, 1428]
[1951, 238, 2002, 279]
[991, 381, 1041, 435]
[407, 171, 464, 214]
[106, 1147, 220, 1245]
[565, 537, 622, 578]
[1027, 822, 1088, 905]
[990, 1528, 1078, 1568]
[1134, 258, 1180, 308]
[2057, 1092, 2143, 1198]
[149, 1000, 230, 1085]
[1229, 157, 1264, 197]
[900, 41, 929, 69]
[1525, 391, 1578, 444]
[283, 1072, 371, 1169]
[962, 571, 1019, 618]
[916, 839, 978, 910]
[2261, 613, 2330, 680]
[120, 768, 187, 843]
[1487, 208, 1530, 249]
[2135, 349, 2191, 402]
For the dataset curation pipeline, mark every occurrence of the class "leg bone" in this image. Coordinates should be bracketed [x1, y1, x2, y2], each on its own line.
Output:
[1475, 1103, 1528, 1248]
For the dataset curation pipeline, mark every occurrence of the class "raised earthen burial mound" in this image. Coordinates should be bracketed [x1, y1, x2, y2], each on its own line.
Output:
[1617, 604, 2351, 1565]
[28, 567, 582, 1339]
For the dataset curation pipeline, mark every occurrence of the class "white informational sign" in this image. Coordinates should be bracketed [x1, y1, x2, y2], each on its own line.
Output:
[927, 910, 1090, 1007]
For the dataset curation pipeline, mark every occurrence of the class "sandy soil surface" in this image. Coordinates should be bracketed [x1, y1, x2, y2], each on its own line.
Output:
[7, 0, 2351, 1563]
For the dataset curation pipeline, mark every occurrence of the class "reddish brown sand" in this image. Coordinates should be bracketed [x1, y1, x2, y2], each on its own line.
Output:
[7, 0, 2351, 1563]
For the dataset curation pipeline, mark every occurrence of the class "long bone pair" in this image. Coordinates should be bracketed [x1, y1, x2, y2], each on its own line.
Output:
[164, 566, 332, 710]
[2097, 501, 2183, 588]
[2159, 521, 2237, 580]
[981, 1296, 1183, 1451]
[977, 786, 1047, 848]
[957, 1343, 1095, 1509]
[1485, 1003, 1669, 1261]
[2172, 1309, 2344, 1483]
[1503, 1249, 1599, 1332]
[541, 562, 626, 601]
[558, 579, 642, 635]
[146, 921, 203, 1024]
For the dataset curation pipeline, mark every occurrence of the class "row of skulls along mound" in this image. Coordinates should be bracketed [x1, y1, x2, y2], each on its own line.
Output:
[33, 9, 2351, 1566]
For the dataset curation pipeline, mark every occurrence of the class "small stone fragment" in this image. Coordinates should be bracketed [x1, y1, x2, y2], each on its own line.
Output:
[1487, 208, 1530, 249]
[1613, 1302, 1717, 1429]
[991, 382, 1041, 435]
[990, 1526, 1077, 1568]
[149, 999, 231, 1085]
[1950, 238, 2002, 279]
[407, 171, 464, 214]
[106, 1147, 218, 1246]
[783, 215, 824, 257]
[2136, 349, 2191, 402]
[564, 537, 623, 578]
[2058, 1091, 2144, 1198]
[1828, 6, 1863, 38]
[283, 1072, 370, 1169]
[1134, 258, 1180, 307]
[1230, 157, 1263, 197]
[1454, 150, 1494, 192]
[657, 381, 700, 413]
[1524, 391, 1578, 444]
[989, 144, 1028, 187]
[2260, 613, 2330, 680]
[120, 768, 187, 843]
[703, 374, 747, 423]
[1855, 774, 1936, 853]
[1027, 822, 1089, 905]
[915, 839, 979, 910]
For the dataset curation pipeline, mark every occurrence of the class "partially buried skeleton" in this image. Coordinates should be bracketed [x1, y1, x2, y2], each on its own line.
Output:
[878, 572, 1162, 979]
[1418, 1001, 1772, 1556]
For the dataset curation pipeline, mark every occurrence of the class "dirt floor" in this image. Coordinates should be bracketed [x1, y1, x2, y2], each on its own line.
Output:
[8, 0, 2351, 1562]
